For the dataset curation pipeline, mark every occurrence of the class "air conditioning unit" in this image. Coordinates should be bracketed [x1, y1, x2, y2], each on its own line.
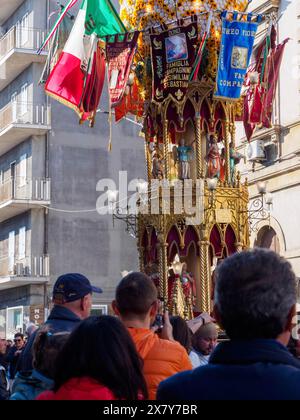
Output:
[247, 140, 266, 162]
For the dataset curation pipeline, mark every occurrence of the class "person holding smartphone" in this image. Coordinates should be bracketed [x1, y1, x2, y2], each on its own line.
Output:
[113, 272, 192, 400]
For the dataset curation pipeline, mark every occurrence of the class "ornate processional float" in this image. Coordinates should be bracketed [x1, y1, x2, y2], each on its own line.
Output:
[118, 0, 254, 318]
[42, 0, 285, 319]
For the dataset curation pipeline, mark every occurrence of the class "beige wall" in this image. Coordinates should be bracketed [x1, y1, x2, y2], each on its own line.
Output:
[237, 0, 300, 275]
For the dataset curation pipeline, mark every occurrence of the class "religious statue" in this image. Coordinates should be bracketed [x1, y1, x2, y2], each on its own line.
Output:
[152, 151, 164, 180]
[205, 135, 221, 179]
[180, 263, 196, 304]
[175, 138, 194, 180]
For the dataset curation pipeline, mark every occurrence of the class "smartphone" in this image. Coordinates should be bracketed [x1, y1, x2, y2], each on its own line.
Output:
[153, 313, 164, 330]
[152, 298, 164, 331]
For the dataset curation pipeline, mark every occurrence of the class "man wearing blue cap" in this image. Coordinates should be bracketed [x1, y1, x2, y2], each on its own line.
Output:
[18, 273, 102, 375]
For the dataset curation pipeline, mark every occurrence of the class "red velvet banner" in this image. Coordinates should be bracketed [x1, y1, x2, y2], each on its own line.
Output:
[150, 18, 198, 105]
[106, 31, 140, 107]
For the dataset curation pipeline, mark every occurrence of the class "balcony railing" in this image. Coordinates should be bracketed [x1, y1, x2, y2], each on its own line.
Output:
[0, 26, 46, 60]
[0, 255, 50, 277]
[0, 102, 51, 132]
[0, 177, 51, 204]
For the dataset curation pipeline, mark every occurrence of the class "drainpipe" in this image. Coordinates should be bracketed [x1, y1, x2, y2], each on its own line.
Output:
[43, 0, 51, 313]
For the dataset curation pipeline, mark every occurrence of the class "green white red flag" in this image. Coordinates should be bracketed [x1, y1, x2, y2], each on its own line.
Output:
[38, 0, 79, 54]
[45, 0, 125, 120]
[85, 0, 126, 38]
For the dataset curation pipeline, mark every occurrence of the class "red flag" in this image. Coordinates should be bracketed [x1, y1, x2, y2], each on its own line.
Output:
[80, 43, 106, 125]
[242, 26, 288, 141]
[106, 32, 140, 108]
[115, 80, 144, 123]
[261, 38, 289, 128]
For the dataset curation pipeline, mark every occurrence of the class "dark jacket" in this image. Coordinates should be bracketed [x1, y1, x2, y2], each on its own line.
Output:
[0, 354, 8, 370]
[6, 345, 25, 380]
[0, 365, 9, 400]
[157, 339, 300, 400]
[19, 305, 81, 373]
[10, 370, 54, 400]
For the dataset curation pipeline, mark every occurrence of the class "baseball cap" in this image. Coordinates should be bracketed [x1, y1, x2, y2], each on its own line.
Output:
[52, 273, 103, 303]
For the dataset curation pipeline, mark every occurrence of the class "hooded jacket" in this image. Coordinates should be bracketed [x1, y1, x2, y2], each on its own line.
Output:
[10, 370, 54, 400]
[128, 328, 192, 400]
[19, 305, 81, 373]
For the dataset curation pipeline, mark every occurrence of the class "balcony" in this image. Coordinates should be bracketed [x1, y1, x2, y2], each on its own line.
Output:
[0, 101, 51, 155]
[0, 178, 51, 222]
[0, 26, 47, 90]
[248, 0, 280, 14]
[0, 0, 24, 26]
[0, 255, 49, 291]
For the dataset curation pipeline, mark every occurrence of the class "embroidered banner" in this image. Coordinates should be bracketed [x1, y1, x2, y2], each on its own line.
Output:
[215, 18, 258, 100]
[106, 31, 139, 107]
[150, 19, 198, 104]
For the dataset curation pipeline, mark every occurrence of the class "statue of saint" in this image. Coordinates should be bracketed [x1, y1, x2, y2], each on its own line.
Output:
[180, 263, 196, 303]
[206, 135, 221, 179]
[176, 138, 194, 180]
[152, 151, 164, 180]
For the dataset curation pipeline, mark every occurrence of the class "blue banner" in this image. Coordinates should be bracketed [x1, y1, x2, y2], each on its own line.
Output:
[215, 18, 258, 100]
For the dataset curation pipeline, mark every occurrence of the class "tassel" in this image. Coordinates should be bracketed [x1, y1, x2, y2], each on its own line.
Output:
[108, 104, 112, 152]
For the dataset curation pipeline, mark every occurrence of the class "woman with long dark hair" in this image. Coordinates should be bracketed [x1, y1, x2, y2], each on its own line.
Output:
[37, 316, 148, 400]
[169, 316, 192, 355]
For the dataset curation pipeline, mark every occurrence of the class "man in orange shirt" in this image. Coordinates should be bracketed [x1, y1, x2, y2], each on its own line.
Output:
[113, 272, 192, 400]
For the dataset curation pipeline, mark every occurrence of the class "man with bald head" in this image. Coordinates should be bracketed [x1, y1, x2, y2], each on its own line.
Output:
[187, 314, 218, 368]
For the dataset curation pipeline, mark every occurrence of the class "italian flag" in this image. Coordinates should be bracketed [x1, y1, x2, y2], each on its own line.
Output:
[45, 0, 124, 118]
[45, 0, 90, 116]
[38, 0, 79, 54]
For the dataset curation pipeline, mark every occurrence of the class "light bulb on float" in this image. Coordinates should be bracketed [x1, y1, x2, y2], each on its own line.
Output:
[194, 0, 201, 10]
[146, 4, 153, 14]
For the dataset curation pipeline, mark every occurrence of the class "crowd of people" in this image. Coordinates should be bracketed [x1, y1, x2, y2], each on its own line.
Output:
[1, 248, 300, 400]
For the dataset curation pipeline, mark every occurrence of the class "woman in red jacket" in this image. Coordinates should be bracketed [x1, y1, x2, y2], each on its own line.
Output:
[37, 316, 147, 400]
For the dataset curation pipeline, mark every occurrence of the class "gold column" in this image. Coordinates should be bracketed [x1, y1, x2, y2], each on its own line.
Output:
[231, 122, 236, 149]
[199, 238, 211, 313]
[145, 141, 152, 182]
[224, 121, 231, 185]
[138, 246, 145, 272]
[157, 234, 169, 307]
[195, 114, 203, 179]
[162, 242, 169, 308]
[163, 119, 170, 180]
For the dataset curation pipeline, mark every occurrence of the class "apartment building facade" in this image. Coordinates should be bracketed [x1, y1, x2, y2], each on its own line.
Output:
[0, 0, 145, 338]
[236, 0, 300, 276]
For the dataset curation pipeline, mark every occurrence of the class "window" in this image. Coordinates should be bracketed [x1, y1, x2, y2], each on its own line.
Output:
[19, 154, 27, 187]
[18, 227, 26, 260]
[6, 307, 24, 339]
[20, 84, 28, 116]
[8, 231, 15, 273]
[90, 305, 108, 316]
[16, 13, 29, 47]
[11, 92, 17, 122]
